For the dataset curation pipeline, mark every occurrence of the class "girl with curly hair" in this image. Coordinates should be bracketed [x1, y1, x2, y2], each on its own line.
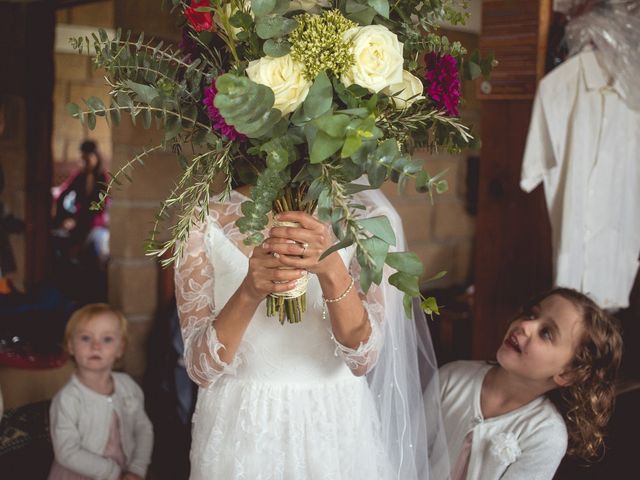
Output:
[438, 287, 623, 480]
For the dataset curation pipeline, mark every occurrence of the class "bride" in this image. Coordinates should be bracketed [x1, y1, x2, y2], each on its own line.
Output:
[174, 184, 449, 479]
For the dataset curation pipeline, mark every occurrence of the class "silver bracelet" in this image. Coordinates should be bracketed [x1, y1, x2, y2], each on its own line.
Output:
[322, 275, 355, 321]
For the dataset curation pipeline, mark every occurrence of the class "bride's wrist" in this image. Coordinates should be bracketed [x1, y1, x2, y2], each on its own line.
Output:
[237, 280, 264, 306]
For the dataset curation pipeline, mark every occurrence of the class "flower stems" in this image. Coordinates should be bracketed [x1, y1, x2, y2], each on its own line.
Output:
[267, 184, 316, 324]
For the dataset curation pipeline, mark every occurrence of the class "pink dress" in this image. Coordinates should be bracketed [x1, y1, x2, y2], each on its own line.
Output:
[48, 413, 126, 480]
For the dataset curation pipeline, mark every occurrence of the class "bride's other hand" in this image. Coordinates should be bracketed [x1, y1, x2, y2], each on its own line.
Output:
[264, 211, 342, 277]
[241, 243, 306, 300]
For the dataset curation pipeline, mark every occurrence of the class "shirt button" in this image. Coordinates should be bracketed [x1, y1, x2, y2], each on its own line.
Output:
[471, 415, 483, 426]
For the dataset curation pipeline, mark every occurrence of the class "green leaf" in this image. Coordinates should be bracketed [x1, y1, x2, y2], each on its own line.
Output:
[126, 80, 159, 104]
[319, 236, 354, 260]
[421, 296, 441, 318]
[356, 216, 396, 246]
[304, 72, 333, 119]
[425, 270, 447, 282]
[389, 271, 420, 297]
[415, 170, 431, 193]
[142, 108, 152, 129]
[467, 61, 482, 80]
[343, 182, 375, 195]
[85, 96, 105, 112]
[255, 15, 297, 39]
[403, 294, 412, 319]
[65, 102, 81, 118]
[310, 131, 343, 163]
[436, 180, 448, 194]
[263, 38, 291, 57]
[86, 111, 96, 130]
[341, 134, 362, 158]
[251, 0, 276, 16]
[385, 252, 424, 276]
[314, 114, 350, 138]
[164, 114, 181, 140]
[345, 1, 377, 25]
[109, 103, 121, 126]
[366, 0, 389, 18]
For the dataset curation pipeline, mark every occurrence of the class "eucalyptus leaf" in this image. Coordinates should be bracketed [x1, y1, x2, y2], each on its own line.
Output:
[356, 216, 396, 246]
[66, 103, 81, 118]
[367, 0, 389, 18]
[389, 271, 420, 297]
[304, 72, 333, 119]
[164, 114, 181, 140]
[87, 111, 96, 130]
[251, 0, 276, 16]
[85, 96, 106, 112]
[263, 38, 291, 57]
[385, 252, 424, 276]
[310, 131, 343, 163]
[319, 236, 354, 261]
[126, 80, 159, 104]
[255, 15, 297, 40]
[314, 114, 350, 138]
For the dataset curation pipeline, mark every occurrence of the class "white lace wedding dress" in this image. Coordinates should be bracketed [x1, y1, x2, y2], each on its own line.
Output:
[175, 190, 396, 480]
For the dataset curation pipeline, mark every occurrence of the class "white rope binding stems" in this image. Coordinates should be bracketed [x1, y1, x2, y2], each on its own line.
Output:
[269, 219, 308, 300]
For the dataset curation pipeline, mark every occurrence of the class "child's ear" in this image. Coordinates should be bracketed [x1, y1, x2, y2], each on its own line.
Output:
[553, 370, 574, 387]
[67, 340, 75, 357]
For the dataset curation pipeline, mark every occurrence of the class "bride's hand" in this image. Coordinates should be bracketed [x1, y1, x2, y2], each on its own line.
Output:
[263, 211, 342, 277]
[241, 244, 306, 300]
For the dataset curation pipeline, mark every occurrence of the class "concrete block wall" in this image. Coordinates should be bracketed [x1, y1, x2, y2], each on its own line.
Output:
[53, 1, 114, 182]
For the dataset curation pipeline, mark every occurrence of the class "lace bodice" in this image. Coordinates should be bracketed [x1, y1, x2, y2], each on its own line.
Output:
[174, 190, 389, 388]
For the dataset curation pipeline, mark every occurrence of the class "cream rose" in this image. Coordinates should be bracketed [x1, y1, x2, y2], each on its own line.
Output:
[383, 70, 425, 109]
[246, 54, 311, 115]
[287, 0, 330, 13]
[341, 25, 404, 93]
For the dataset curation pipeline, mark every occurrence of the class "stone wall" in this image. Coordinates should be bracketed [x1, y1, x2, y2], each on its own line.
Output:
[53, 1, 114, 181]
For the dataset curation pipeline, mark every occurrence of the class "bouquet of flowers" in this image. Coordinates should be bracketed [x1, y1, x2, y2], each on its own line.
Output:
[68, 0, 492, 323]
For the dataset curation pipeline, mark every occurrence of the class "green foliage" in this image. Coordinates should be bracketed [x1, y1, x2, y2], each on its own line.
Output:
[214, 73, 282, 138]
[64, 1, 486, 318]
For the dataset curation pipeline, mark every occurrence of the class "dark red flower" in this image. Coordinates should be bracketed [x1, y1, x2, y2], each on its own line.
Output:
[424, 52, 461, 117]
[184, 0, 215, 33]
[203, 79, 246, 141]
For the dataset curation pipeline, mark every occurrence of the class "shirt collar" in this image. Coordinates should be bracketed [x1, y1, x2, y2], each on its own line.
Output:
[579, 47, 623, 96]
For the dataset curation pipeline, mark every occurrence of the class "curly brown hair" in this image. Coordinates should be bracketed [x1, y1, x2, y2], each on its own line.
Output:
[526, 288, 623, 462]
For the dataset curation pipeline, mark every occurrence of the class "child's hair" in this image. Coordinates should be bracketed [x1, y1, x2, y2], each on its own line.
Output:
[521, 287, 623, 462]
[64, 303, 129, 357]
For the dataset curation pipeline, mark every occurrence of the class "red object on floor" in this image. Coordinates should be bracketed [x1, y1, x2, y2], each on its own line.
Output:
[0, 349, 68, 369]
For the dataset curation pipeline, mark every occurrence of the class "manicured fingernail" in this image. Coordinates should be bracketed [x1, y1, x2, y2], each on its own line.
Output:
[273, 252, 280, 258]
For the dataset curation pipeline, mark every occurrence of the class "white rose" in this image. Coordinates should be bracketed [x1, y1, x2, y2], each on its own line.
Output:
[341, 25, 404, 93]
[287, 0, 330, 13]
[383, 70, 425, 109]
[246, 54, 312, 115]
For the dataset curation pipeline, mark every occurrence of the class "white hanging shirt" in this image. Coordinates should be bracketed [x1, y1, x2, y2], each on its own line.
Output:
[521, 48, 640, 309]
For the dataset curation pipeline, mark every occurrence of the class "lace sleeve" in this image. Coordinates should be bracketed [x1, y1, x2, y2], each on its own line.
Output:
[174, 218, 242, 388]
[330, 255, 386, 375]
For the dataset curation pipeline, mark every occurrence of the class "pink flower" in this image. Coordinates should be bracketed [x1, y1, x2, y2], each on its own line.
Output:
[203, 80, 246, 141]
[184, 0, 215, 32]
[424, 52, 461, 117]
